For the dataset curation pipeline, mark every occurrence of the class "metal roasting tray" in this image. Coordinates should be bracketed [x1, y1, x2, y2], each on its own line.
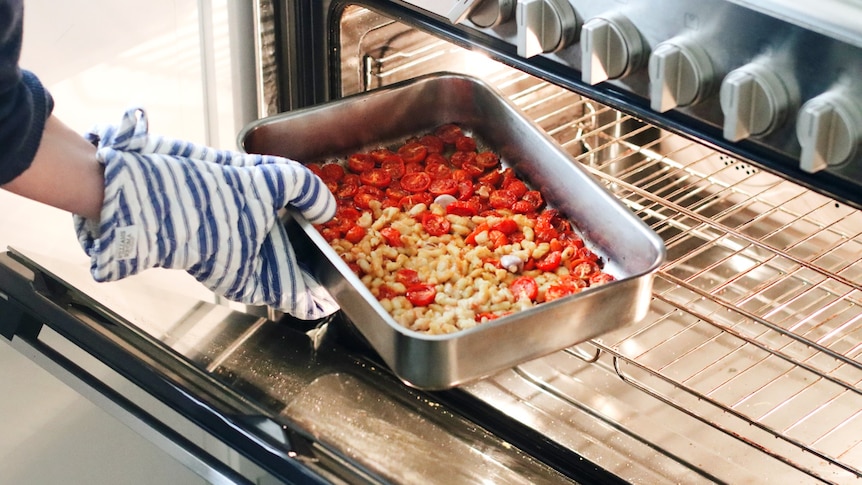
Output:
[239, 73, 666, 389]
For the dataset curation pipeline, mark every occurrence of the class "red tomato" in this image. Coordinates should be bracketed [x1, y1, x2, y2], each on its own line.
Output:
[510, 276, 539, 301]
[399, 193, 433, 209]
[385, 184, 409, 201]
[455, 135, 477, 152]
[465, 222, 489, 245]
[419, 135, 445, 154]
[428, 178, 459, 196]
[535, 251, 562, 271]
[307, 163, 324, 177]
[425, 152, 448, 166]
[426, 161, 452, 179]
[519, 190, 545, 212]
[395, 268, 421, 287]
[475, 151, 500, 169]
[405, 161, 424, 174]
[570, 259, 601, 279]
[397, 142, 428, 164]
[347, 153, 375, 173]
[353, 185, 383, 210]
[545, 283, 579, 302]
[344, 225, 366, 244]
[490, 218, 519, 235]
[589, 272, 615, 286]
[504, 179, 528, 198]
[380, 226, 403, 247]
[449, 151, 476, 168]
[400, 171, 432, 192]
[461, 158, 486, 178]
[359, 168, 392, 188]
[370, 148, 396, 163]
[479, 169, 503, 187]
[406, 284, 437, 306]
[380, 155, 406, 179]
[421, 212, 451, 236]
[320, 163, 345, 183]
[435, 124, 463, 144]
[489, 189, 518, 209]
[487, 229, 508, 248]
[377, 283, 400, 300]
[445, 200, 479, 217]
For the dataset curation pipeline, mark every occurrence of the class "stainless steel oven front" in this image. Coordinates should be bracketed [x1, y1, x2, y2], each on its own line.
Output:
[2, 1, 862, 484]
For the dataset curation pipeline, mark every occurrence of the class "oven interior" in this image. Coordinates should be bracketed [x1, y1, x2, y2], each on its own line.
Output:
[323, 5, 862, 483]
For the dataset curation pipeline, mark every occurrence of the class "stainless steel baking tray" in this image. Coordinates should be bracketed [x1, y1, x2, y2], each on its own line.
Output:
[239, 73, 665, 389]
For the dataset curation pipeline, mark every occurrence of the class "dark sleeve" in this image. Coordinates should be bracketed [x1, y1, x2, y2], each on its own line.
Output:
[0, 0, 54, 185]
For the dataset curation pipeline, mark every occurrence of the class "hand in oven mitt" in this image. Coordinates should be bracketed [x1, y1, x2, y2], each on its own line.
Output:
[73, 108, 339, 320]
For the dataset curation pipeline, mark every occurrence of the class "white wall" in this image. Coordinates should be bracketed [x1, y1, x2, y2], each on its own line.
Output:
[0, 1, 244, 483]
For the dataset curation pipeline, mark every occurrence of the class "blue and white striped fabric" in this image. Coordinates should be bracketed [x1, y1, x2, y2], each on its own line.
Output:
[74, 108, 339, 320]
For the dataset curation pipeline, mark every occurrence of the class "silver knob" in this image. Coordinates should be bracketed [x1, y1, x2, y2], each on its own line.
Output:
[581, 14, 645, 85]
[797, 90, 862, 173]
[448, 0, 515, 27]
[648, 41, 714, 113]
[719, 63, 795, 142]
[515, 0, 579, 58]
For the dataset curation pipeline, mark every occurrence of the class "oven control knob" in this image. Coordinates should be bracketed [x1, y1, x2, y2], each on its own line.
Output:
[448, 0, 515, 28]
[796, 91, 862, 173]
[580, 14, 645, 85]
[720, 63, 794, 142]
[515, 0, 579, 58]
[648, 41, 714, 113]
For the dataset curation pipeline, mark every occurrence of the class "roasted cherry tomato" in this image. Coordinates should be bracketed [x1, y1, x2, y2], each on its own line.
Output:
[377, 283, 400, 300]
[545, 283, 579, 302]
[435, 124, 463, 144]
[399, 193, 433, 209]
[406, 284, 437, 306]
[445, 199, 479, 217]
[395, 268, 421, 287]
[510, 276, 539, 301]
[475, 151, 500, 169]
[569, 259, 601, 279]
[504, 179, 528, 198]
[489, 189, 518, 209]
[535, 250, 562, 271]
[397, 142, 428, 164]
[419, 135, 444, 154]
[347, 153, 374, 173]
[380, 226, 403, 247]
[589, 272, 615, 286]
[353, 185, 383, 210]
[490, 218, 519, 235]
[455, 135, 477, 152]
[380, 155, 406, 180]
[400, 171, 432, 193]
[344, 225, 366, 244]
[456, 179, 475, 200]
[320, 163, 345, 183]
[479, 169, 503, 187]
[449, 151, 476, 169]
[370, 148, 396, 163]
[359, 168, 392, 188]
[421, 212, 451, 236]
[428, 178, 459, 196]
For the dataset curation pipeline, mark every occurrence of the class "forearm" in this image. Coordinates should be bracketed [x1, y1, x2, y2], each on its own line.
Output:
[1, 115, 104, 220]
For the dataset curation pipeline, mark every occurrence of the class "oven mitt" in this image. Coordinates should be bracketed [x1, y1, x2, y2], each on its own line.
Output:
[73, 108, 339, 320]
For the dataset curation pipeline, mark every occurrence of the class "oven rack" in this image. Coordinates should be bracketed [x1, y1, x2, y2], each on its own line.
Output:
[516, 82, 862, 482]
[355, 16, 862, 481]
[457, 67, 862, 481]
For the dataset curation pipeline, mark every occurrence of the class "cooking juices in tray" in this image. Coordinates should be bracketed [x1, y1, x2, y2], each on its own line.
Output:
[309, 123, 614, 335]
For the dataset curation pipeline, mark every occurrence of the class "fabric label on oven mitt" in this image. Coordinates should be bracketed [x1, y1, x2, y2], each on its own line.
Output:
[73, 108, 340, 320]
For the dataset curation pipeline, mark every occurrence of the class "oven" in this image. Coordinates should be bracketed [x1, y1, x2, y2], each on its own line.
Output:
[2, 0, 862, 483]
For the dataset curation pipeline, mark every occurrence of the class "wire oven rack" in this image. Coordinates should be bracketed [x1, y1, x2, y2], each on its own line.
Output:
[348, 11, 862, 483]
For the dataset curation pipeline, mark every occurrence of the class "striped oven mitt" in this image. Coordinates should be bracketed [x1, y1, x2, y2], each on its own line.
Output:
[73, 108, 339, 320]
